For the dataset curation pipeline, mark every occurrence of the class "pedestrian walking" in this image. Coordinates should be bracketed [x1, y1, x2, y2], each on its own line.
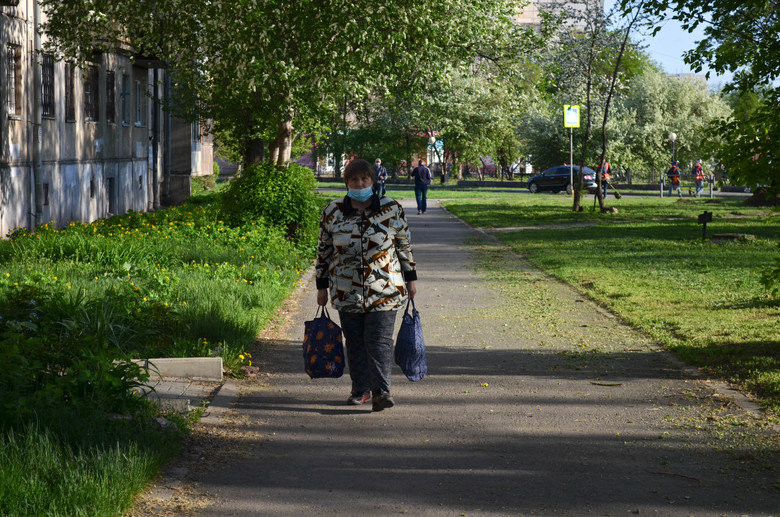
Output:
[667, 160, 683, 197]
[692, 159, 705, 197]
[412, 160, 432, 214]
[373, 158, 388, 197]
[599, 158, 612, 197]
[315, 158, 418, 412]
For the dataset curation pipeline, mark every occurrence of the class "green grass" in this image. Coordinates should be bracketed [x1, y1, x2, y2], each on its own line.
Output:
[0, 186, 322, 515]
[0, 411, 181, 517]
[0, 188, 314, 372]
[444, 195, 779, 416]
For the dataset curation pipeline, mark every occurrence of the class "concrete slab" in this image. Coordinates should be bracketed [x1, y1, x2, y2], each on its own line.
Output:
[133, 357, 223, 381]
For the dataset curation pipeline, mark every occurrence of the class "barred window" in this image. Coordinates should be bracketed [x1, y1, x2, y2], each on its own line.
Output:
[105, 70, 115, 123]
[7, 44, 22, 116]
[65, 62, 75, 121]
[134, 80, 145, 125]
[83, 64, 100, 121]
[41, 53, 55, 117]
[120, 74, 129, 124]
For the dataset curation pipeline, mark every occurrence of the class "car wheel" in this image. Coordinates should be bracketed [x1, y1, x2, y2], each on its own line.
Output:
[528, 182, 538, 194]
[566, 184, 573, 195]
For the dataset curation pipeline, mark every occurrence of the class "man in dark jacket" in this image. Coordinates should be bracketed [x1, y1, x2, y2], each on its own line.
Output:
[411, 160, 432, 214]
[373, 158, 388, 197]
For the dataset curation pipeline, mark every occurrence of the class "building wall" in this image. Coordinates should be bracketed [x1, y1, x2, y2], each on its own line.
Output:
[1, 1, 209, 238]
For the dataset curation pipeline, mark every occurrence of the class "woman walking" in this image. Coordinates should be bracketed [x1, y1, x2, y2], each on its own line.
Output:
[315, 159, 418, 411]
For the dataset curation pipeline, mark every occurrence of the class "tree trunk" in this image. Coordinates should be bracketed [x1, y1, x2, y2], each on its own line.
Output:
[243, 137, 265, 169]
[596, 1, 643, 213]
[268, 107, 294, 166]
[573, 28, 598, 213]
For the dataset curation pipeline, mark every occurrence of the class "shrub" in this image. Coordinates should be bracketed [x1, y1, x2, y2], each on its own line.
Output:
[220, 161, 318, 246]
[191, 174, 217, 193]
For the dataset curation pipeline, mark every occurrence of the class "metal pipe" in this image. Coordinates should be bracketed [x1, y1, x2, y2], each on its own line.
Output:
[164, 73, 171, 202]
[28, 0, 42, 230]
[152, 67, 159, 209]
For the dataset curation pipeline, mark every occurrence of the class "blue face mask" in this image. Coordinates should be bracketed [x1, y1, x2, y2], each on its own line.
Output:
[347, 186, 373, 202]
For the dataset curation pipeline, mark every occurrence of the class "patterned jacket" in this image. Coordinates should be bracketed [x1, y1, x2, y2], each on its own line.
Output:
[316, 194, 417, 313]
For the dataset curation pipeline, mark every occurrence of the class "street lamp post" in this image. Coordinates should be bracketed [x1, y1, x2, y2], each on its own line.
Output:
[668, 132, 677, 163]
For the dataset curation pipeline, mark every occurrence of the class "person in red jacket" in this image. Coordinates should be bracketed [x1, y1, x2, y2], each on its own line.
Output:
[599, 159, 612, 197]
[692, 159, 705, 197]
[667, 161, 682, 197]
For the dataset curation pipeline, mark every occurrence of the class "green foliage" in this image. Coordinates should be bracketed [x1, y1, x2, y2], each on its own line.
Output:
[624, 0, 779, 188]
[705, 89, 779, 193]
[220, 162, 319, 246]
[759, 243, 780, 297]
[191, 174, 217, 193]
[40, 0, 529, 165]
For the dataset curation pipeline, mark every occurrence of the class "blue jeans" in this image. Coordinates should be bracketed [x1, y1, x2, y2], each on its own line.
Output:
[415, 184, 429, 213]
[338, 310, 397, 397]
[669, 184, 682, 197]
[373, 182, 386, 197]
[695, 180, 703, 196]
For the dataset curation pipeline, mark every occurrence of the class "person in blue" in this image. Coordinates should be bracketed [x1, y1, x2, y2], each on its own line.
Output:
[411, 160, 432, 214]
[373, 158, 388, 197]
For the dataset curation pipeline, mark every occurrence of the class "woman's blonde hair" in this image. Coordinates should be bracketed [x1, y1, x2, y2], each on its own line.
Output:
[343, 159, 374, 186]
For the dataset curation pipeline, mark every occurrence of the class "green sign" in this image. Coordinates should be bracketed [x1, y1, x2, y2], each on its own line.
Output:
[564, 105, 580, 128]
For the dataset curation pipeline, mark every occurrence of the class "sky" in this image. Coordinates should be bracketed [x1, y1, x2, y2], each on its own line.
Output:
[602, 0, 733, 87]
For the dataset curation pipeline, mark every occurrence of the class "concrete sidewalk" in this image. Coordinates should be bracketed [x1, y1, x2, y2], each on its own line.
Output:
[187, 199, 777, 516]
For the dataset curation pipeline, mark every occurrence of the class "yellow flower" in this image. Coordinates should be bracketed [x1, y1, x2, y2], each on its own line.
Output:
[239, 354, 245, 360]
[5, 273, 9, 277]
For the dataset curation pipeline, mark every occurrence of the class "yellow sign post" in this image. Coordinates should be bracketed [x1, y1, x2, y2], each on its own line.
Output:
[564, 105, 580, 197]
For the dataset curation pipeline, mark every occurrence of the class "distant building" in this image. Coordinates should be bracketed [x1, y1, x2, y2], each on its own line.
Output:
[515, 0, 601, 30]
[666, 73, 708, 87]
[0, 1, 212, 238]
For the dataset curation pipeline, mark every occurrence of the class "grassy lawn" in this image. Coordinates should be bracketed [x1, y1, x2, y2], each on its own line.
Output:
[443, 194, 779, 416]
[0, 186, 314, 370]
[0, 186, 320, 515]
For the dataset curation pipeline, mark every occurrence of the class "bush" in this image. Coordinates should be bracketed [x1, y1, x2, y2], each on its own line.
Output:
[220, 161, 318, 246]
[191, 174, 217, 193]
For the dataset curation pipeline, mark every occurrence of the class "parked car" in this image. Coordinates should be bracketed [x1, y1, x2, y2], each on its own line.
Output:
[527, 165, 599, 194]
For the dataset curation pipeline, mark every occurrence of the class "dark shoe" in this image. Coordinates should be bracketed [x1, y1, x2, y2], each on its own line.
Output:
[347, 392, 371, 405]
[417, 210, 421, 215]
[372, 394, 395, 412]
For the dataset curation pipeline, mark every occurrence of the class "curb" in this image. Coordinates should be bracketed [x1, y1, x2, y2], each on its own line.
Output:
[437, 201, 771, 424]
[200, 380, 240, 426]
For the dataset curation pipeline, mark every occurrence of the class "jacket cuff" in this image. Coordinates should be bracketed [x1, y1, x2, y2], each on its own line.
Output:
[316, 277, 330, 290]
[403, 270, 417, 282]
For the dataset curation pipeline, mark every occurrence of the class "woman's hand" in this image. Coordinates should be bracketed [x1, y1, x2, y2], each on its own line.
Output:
[407, 280, 417, 300]
[317, 289, 329, 306]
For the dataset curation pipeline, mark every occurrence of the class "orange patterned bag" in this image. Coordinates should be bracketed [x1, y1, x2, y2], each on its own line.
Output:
[302, 307, 345, 378]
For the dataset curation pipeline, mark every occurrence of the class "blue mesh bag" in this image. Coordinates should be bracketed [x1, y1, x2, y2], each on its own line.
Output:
[394, 300, 427, 382]
[302, 307, 345, 379]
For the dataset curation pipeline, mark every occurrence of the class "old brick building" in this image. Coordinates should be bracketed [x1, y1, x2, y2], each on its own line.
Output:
[0, 0, 212, 237]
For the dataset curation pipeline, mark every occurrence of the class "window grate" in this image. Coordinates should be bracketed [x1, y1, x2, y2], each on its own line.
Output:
[83, 64, 100, 121]
[7, 44, 22, 116]
[41, 54, 55, 117]
[105, 70, 115, 123]
[120, 74, 129, 124]
[65, 62, 75, 121]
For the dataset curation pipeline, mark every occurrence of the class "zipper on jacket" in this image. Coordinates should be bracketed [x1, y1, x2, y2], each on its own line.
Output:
[360, 211, 368, 312]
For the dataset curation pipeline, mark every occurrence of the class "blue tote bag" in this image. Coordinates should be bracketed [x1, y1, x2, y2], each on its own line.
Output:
[302, 307, 345, 379]
[394, 300, 427, 382]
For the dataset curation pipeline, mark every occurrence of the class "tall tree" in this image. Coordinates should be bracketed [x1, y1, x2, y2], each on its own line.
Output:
[624, 0, 779, 193]
[41, 0, 525, 168]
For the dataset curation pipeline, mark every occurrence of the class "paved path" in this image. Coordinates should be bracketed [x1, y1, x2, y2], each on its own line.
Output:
[189, 200, 777, 516]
